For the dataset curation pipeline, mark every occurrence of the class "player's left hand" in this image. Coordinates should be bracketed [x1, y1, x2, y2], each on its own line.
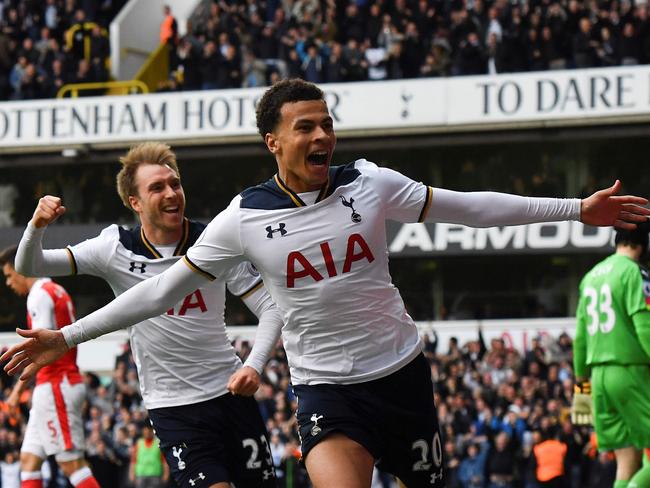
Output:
[227, 366, 261, 396]
[0, 328, 69, 381]
[581, 180, 650, 230]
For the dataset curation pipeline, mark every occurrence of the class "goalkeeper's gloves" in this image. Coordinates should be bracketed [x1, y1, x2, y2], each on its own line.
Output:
[571, 381, 593, 425]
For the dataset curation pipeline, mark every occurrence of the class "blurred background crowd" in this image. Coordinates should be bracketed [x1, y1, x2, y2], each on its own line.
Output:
[3, 0, 650, 100]
[0, 330, 618, 487]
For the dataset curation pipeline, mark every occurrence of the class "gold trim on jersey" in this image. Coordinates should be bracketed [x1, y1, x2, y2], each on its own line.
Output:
[65, 247, 78, 275]
[173, 218, 190, 256]
[418, 186, 433, 222]
[183, 255, 216, 281]
[274, 175, 305, 207]
[274, 174, 331, 207]
[140, 228, 163, 259]
[239, 279, 264, 299]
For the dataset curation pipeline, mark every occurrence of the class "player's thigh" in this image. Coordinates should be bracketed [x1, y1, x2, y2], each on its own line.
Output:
[21, 410, 46, 460]
[149, 401, 230, 488]
[31, 381, 85, 457]
[615, 366, 650, 447]
[304, 432, 374, 488]
[57, 379, 87, 452]
[293, 382, 381, 464]
[149, 395, 276, 488]
[593, 365, 650, 449]
[220, 394, 276, 488]
[373, 355, 445, 487]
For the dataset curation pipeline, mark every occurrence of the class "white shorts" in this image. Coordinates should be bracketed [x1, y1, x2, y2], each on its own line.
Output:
[21, 376, 86, 462]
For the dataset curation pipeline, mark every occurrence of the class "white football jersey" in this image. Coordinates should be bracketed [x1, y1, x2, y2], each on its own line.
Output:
[186, 160, 429, 385]
[68, 219, 263, 408]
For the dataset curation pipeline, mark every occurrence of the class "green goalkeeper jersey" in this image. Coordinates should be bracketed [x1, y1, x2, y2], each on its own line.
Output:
[574, 254, 650, 378]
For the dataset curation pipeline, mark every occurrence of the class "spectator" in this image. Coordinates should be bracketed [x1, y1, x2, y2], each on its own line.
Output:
[66, 9, 96, 64]
[200, 39, 221, 90]
[620, 22, 641, 65]
[86, 438, 123, 488]
[486, 432, 516, 488]
[9, 55, 29, 97]
[532, 430, 567, 487]
[324, 41, 344, 82]
[159, 4, 178, 46]
[573, 17, 598, 68]
[0, 451, 19, 488]
[459, 440, 489, 488]
[242, 49, 268, 87]
[301, 43, 324, 82]
[175, 37, 202, 91]
[129, 424, 169, 488]
[455, 31, 486, 75]
[17, 62, 46, 99]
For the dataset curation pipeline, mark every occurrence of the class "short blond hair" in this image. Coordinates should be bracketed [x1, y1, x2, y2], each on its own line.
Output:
[116, 141, 180, 209]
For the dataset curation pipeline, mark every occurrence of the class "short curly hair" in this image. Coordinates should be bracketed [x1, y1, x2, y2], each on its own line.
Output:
[116, 141, 180, 210]
[256, 79, 325, 138]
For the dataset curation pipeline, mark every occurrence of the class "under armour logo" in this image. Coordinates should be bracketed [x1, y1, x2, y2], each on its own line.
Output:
[129, 262, 147, 273]
[262, 469, 275, 480]
[266, 223, 287, 238]
[430, 469, 444, 484]
[188, 472, 205, 486]
[310, 413, 324, 436]
[340, 196, 361, 223]
[172, 445, 186, 470]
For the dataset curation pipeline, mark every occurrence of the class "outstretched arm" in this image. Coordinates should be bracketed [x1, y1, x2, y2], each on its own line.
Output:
[427, 180, 649, 228]
[1, 258, 208, 380]
[16, 196, 74, 276]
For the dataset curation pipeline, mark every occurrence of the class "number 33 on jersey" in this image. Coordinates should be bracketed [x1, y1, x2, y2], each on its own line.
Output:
[576, 254, 650, 367]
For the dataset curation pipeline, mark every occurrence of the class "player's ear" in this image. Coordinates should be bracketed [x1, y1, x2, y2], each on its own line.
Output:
[128, 195, 141, 213]
[265, 132, 279, 154]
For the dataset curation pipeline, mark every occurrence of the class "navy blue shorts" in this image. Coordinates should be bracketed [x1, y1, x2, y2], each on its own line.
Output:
[293, 353, 444, 487]
[148, 393, 276, 488]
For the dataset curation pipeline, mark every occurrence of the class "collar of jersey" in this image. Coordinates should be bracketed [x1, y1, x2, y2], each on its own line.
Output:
[140, 217, 190, 259]
[273, 174, 330, 207]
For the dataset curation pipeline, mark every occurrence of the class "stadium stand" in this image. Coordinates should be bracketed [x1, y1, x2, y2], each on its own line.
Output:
[4, 0, 650, 99]
[0, 0, 125, 101]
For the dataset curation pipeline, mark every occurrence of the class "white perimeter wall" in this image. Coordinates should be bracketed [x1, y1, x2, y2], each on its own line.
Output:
[0, 317, 576, 376]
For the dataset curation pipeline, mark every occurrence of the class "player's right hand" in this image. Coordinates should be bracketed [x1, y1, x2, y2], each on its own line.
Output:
[571, 382, 593, 425]
[32, 196, 66, 228]
[227, 366, 261, 396]
[0, 328, 69, 381]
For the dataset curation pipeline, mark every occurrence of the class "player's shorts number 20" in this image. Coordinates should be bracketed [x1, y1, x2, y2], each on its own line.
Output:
[584, 284, 616, 335]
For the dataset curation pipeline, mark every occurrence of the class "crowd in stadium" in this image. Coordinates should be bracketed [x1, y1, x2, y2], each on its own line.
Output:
[0, 0, 125, 101]
[169, 0, 650, 90]
[3, 0, 650, 101]
[0, 330, 617, 487]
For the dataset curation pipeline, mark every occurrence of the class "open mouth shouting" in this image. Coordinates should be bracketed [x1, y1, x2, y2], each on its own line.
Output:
[307, 150, 329, 166]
